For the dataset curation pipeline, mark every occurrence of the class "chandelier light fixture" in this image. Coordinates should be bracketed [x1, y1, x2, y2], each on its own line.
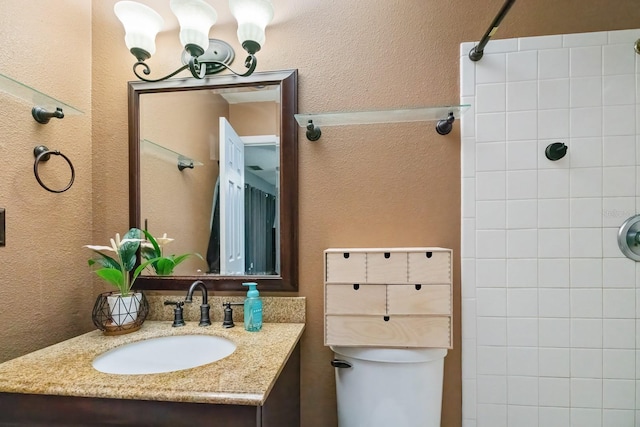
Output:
[114, 0, 274, 82]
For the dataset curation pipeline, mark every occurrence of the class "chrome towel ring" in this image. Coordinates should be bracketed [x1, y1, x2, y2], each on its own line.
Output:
[33, 145, 75, 193]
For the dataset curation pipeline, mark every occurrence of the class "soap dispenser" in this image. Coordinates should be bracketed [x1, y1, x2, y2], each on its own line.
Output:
[242, 282, 263, 332]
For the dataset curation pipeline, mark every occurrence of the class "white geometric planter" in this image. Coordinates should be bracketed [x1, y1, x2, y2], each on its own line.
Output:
[106, 292, 142, 326]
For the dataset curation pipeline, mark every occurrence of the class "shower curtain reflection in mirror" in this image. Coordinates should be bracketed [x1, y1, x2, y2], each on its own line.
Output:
[206, 180, 277, 275]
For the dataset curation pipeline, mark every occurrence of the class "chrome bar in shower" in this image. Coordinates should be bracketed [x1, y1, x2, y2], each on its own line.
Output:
[469, 0, 517, 61]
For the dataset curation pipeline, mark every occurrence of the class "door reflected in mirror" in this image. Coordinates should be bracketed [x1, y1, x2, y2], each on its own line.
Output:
[129, 70, 298, 292]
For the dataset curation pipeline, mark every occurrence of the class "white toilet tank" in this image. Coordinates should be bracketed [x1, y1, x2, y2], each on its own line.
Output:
[331, 346, 447, 427]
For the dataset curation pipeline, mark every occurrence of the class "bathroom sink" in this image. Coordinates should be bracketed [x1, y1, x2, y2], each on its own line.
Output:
[92, 334, 236, 375]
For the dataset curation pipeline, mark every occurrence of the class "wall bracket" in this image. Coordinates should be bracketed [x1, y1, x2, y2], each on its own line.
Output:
[32, 106, 64, 124]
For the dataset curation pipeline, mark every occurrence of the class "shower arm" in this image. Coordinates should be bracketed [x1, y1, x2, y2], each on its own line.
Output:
[469, 0, 517, 62]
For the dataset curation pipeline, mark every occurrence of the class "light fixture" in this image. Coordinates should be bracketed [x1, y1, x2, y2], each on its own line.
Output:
[114, 0, 274, 82]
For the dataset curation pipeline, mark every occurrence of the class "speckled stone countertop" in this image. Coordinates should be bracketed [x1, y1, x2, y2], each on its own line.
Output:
[0, 297, 305, 406]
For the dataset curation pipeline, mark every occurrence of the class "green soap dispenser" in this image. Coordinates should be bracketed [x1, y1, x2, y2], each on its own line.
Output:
[242, 282, 263, 332]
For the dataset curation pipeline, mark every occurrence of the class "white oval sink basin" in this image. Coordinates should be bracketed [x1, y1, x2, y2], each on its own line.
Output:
[92, 335, 236, 375]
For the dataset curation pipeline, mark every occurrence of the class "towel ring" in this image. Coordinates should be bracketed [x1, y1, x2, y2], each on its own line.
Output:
[33, 145, 75, 193]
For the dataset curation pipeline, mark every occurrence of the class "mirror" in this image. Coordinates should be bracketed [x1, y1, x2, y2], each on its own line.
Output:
[128, 69, 298, 292]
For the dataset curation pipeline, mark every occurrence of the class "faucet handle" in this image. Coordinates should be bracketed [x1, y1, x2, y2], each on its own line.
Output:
[164, 300, 186, 327]
[222, 302, 244, 328]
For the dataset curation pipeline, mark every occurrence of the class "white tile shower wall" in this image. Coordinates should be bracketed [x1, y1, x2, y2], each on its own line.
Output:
[460, 28, 640, 427]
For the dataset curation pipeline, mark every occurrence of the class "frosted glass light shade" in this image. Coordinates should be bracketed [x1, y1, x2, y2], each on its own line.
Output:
[170, 0, 218, 54]
[229, 0, 274, 48]
[114, 1, 164, 57]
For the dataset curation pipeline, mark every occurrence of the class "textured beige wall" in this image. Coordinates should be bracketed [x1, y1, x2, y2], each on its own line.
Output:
[0, 1, 93, 362]
[0, 1, 636, 426]
[230, 101, 278, 136]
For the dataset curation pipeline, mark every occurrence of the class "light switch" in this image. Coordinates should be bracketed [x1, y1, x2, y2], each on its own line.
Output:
[0, 208, 5, 246]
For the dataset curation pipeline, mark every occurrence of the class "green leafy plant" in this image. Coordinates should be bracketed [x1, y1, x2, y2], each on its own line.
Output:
[140, 230, 203, 276]
[84, 228, 157, 296]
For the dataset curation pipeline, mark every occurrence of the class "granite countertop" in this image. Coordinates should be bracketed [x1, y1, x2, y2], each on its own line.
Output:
[0, 321, 305, 406]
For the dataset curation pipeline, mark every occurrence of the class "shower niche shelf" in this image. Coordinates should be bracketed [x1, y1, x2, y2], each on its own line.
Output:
[0, 72, 83, 124]
[142, 139, 203, 171]
[294, 104, 470, 141]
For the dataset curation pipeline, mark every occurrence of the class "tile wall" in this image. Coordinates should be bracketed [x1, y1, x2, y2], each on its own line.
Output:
[460, 28, 640, 427]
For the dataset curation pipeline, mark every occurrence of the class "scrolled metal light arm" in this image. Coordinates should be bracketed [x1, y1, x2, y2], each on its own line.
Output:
[131, 49, 258, 83]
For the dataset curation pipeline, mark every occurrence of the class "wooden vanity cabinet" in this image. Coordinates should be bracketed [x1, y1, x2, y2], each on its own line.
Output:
[0, 344, 300, 427]
[324, 248, 453, 348]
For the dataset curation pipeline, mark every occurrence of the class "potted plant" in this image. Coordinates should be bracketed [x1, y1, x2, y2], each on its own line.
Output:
[85, 228, 156, 328]
[140, 230, 203, 276]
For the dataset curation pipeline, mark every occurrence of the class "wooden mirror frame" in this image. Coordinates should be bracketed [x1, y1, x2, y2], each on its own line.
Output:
[128, 69, 298, 292]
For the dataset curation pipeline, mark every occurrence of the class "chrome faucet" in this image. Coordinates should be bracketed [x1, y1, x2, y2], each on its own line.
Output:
[185, 280, 211, 326]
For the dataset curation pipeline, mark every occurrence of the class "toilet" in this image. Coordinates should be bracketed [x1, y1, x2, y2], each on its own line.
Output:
[331, 346, 447, 427]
